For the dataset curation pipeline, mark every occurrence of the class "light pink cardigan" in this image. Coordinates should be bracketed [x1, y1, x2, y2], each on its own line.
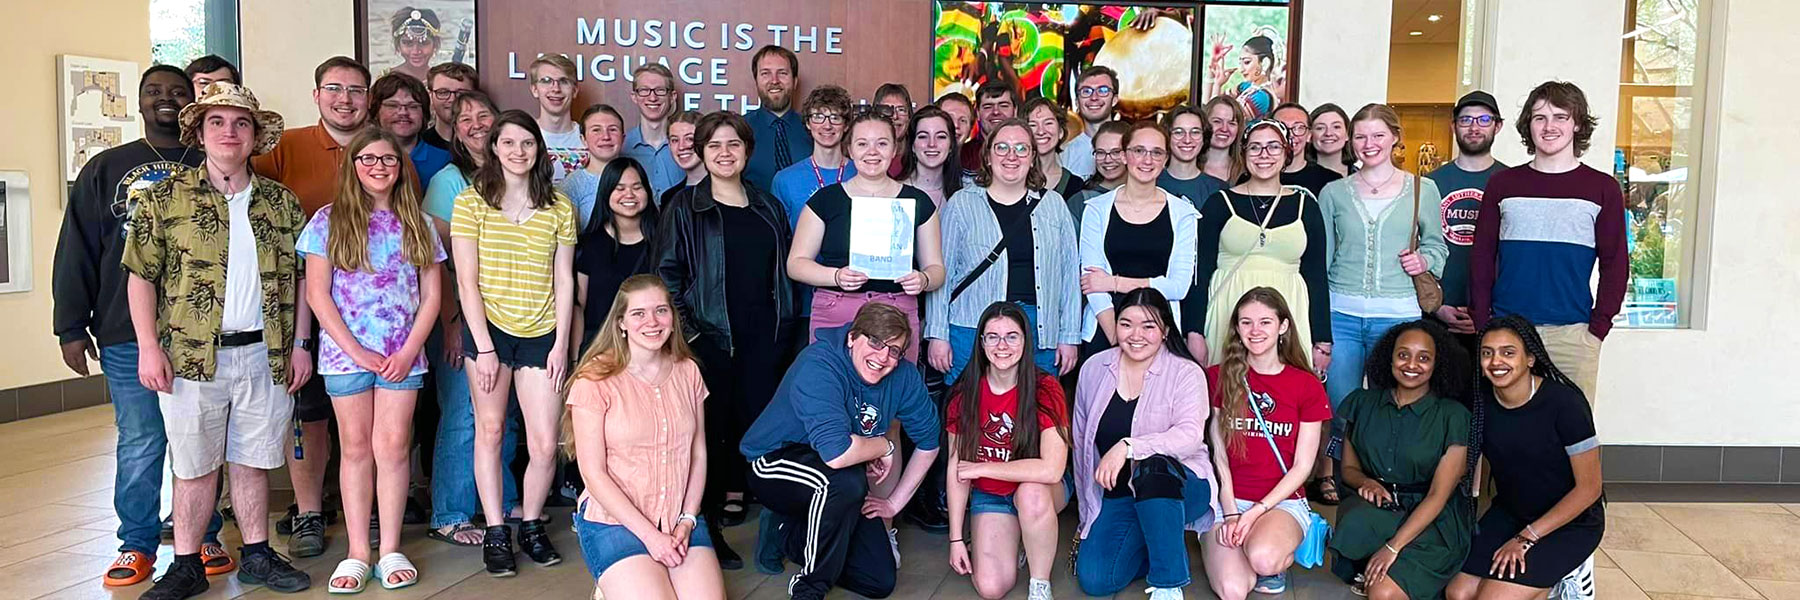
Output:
[1071, 347, 1222, 538]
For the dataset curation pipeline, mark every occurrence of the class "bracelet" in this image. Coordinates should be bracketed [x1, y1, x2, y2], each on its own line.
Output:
[949, 538, 967, 545]
[476, 348, 496, 355]
[1222, 513, 1242, 519]
[1514, 536, 1536, 550]
[1383, 543, 1400, 555]
[921, 270, 932, 289]
[884, 439, 896, 457]
[1524, 524, 1542, 542]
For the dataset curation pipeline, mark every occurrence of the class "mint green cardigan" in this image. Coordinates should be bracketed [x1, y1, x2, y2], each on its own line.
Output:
[1318, 174, 1448, 299]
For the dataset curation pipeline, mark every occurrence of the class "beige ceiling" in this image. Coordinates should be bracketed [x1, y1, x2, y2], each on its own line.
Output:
[1392, 0, 1462, 45]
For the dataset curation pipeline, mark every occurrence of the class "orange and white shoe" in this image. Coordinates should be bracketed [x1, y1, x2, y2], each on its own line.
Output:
[103, 550, 155, 586]
[201, 542, 236, 576]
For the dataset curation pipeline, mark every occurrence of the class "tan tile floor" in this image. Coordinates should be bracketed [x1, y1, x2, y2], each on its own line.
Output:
[3, 406, 1795, 599]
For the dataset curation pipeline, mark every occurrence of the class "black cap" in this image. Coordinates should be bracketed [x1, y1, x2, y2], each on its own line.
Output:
[1454, 90, 1500, 116]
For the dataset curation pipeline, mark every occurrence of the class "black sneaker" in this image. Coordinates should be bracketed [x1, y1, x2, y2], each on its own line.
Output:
[236, 548, 310, 593]
[712, 519, 743, 570]
[159, 515, 176, 540]
[403, 496, 429, 525]
[274, 505, 297, 535]
[287, 511, 327, 558]
[518, 518, 562, 566]
[902, 504, 950, 534]
[139, 560, 208, 600]
[483, 525, 517, 576]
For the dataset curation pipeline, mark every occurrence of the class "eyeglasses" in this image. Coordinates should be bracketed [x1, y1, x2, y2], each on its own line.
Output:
[430, 88, 460, 102]
[1170, 127, 1206, 139]
[1245, 142, 1285, 156]
[319, 84, 369, 98]
[861, 336, 904, 361]
[1457, 115, 1500, 128]
[873, 104, 911, 118]
[980, 332, 1024, 348]
[633, 87, 672, 98]
[1126, 146, 1168, 160]
[808, 112, 845, 125]
[535, 76, 575, 89]
[991, 142, 1031, 157]
[1093, 148, 1124, 160]
[380, 100, 423, 112]
[1077, 85, 1114, 98]
[353, 154, 401, 167]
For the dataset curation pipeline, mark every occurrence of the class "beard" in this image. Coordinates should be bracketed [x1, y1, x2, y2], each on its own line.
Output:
[760, 89, 790, 112]
[1458, 134, 1494, 156]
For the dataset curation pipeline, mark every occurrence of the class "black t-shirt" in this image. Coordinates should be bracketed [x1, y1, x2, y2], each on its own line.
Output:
[1483, 379, 1605, 529]
[1052, 168, 1086, 204]
[422, 127, 452, 153]
[1104, 203, 1172, 307]
[576, 229, 652, 340]
[660, 182, 691, 209]
[1281, 162, 1343, 199]
[988, 195, 1037, 303]
[53, 140, 205, 347]
[719, 203, 779, 335]
[1427, 161, 1506, 307]
[1096, 391, 1139, 498]
[808, 183, 938, 294]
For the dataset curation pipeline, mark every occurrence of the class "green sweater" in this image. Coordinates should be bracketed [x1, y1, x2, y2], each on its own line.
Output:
[1319, 174, 1448, 299]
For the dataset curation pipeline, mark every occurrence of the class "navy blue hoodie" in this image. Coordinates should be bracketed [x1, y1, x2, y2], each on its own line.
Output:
[739, 325, 940, 463]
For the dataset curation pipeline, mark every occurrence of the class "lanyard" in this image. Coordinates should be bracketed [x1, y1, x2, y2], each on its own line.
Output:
[811, 157, 849, 189]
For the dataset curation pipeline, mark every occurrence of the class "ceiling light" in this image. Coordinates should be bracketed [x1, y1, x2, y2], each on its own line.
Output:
[1409, 31, 1423, 36]
[1427, 14, 1443, 22]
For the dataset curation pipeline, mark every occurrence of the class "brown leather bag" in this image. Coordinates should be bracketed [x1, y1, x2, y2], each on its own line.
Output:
[1409, 173, 1444, 313]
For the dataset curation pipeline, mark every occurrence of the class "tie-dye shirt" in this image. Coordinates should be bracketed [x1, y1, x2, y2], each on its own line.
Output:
[295, 207, 447, 376]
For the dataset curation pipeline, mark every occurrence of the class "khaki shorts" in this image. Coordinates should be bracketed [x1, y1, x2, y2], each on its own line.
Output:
[159, 342, 294, 479]
[1536, 323, 1602, 404]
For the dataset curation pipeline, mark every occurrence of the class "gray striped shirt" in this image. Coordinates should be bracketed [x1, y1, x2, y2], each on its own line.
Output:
[925, 186, 1082, 347]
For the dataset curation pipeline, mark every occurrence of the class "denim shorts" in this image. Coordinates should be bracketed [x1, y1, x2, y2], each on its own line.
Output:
[1232, 497, 1314, 529]
[969, 476, 1074, 516]
[322, 372, 426, 397]
[574, 508, 714, 577]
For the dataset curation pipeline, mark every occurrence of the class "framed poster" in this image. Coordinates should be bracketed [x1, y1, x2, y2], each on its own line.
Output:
[0, 171, 34, 294]
[1200, 3, 1293, 120]
[933, 3, 1197, 121]
[58, 55, 141, 193]
[356, 0, 479, 83]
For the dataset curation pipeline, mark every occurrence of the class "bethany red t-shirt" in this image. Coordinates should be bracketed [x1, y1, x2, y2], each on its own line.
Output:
[946, 373, 1069, 496]
[1206, 364, 1331, 501]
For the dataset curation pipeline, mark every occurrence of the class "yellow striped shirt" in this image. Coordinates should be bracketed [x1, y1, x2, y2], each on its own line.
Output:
[450, 187, 577, 338]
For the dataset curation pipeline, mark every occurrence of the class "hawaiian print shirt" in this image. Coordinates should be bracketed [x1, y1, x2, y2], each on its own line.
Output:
[120, 165, 305, 384]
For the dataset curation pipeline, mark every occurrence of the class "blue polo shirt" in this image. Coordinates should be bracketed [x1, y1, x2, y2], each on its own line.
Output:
[744, 108, 812, 194]
[408, 141, 452, 184]
[622, 126, 685, 199]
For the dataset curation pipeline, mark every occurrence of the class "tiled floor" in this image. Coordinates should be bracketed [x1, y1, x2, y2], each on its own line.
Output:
[2, 406, 1795, 599]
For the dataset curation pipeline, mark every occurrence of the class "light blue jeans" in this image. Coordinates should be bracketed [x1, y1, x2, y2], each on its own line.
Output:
[100, 342, 223, 554]
[427, 328, 520, 528]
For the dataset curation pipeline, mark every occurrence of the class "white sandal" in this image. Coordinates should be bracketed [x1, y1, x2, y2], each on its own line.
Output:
[377, 552, 420, 590]
[328, 558, 371, 594]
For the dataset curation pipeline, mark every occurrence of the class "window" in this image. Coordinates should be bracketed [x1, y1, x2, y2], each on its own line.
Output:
[151, 0, 239, 68]
[1614, 0, 1713, 329]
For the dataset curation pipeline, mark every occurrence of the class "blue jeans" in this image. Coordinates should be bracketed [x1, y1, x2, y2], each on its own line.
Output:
[100, 342, 222, 554]
[427, 329, 520, 528]
[945, 303, 1060, 384]
[1324, 312, 1415, 414]
[1075, 456, 1212, 595]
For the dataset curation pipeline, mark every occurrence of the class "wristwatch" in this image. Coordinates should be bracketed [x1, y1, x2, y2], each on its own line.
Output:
[295, 337, 314, 352]
[676, 513, 698, 527]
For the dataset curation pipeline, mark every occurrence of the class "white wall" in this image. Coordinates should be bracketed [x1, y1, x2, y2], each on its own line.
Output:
[238, 0, 354, 126]
[1476, 0, 1625, 171]
[1595, 0, 1800, 446]
[1299, 0, 1392, 108]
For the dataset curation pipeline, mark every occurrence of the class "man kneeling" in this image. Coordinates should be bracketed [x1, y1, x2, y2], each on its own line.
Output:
[740, 302, 940, 600]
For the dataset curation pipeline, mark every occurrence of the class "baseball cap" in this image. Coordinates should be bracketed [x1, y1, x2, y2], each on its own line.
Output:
[1454, 91, 1500, 116]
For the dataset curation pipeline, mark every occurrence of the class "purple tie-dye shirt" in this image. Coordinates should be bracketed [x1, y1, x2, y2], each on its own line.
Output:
[295, 207, 447, 376]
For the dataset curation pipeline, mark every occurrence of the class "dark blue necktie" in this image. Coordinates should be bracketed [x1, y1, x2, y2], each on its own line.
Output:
[772, 118, 795, 171]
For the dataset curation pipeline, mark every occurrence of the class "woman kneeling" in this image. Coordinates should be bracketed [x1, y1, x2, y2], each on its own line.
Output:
[564, 275, 725, 599]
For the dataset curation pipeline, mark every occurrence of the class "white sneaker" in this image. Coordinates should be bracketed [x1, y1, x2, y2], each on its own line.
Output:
[1027, 578, 1053, 600]
[887, 528, 901, 568]
[1550, 554, 1596, 600]
[1146, 586, 1184, 600]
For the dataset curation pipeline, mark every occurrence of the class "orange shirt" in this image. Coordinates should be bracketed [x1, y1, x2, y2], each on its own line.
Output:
[252, 123, 346, 217]
[567, 358, 709, 528]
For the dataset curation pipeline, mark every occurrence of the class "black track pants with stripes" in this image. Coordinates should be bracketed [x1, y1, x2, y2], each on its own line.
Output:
[748, 444, 897, 600]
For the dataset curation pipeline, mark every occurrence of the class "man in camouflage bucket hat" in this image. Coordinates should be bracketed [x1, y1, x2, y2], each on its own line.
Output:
[122, 81, 315, 599]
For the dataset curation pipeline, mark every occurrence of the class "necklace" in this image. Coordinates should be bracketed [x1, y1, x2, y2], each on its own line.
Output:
[1359, 167, 1401, 196]
[143, 138, 192, 167]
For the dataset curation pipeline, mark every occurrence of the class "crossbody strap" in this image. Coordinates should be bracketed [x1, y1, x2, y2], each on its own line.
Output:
[949, 192, 1037, 304]
[1244, 374, 1291, 474]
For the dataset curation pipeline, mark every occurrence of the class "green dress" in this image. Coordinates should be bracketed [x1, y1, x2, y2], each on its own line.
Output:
[1329, 389, 1473, 599]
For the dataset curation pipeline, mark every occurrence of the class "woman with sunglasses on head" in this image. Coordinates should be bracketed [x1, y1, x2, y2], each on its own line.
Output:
[1446, 315, 1603, 600]
[1022, 97, 1086, 203]
[1201, 288, 1329, 599]
[898, 105, 963, 208]
[1330, 319, 1472, 600]
[1079, 121, 1199, 359]
[1157, 105, 1228, 207]
[450, 110, 577, 575]
[943, 302, 1071, 600]
[572, 158, 659, 351]
[1071, 288, 1218, 600]
[658, 110, 800, 569]
[1066, 120, 1132, 229]
[789, 109, 946, 359]
[1183, 120, 1331, 369]
[927, 117, 1080, 385]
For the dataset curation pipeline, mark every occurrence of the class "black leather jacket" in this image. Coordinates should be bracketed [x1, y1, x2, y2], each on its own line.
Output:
[656, 177, 801, 351]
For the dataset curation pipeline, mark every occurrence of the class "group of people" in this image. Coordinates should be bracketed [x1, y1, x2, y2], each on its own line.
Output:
[52, 39, 1623, 600]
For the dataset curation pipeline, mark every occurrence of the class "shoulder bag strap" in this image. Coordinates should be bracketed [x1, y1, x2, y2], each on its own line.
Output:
[949, 192, 1037, 304]
[1244, 374, 1291, 474]
[1409, 174, 1422, 253]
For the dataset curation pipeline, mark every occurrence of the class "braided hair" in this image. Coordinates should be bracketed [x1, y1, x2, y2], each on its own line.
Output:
[1466, 315, 1583, 496]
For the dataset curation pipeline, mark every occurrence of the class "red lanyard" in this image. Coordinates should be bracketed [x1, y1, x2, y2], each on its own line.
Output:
[811, 157, 849, 189]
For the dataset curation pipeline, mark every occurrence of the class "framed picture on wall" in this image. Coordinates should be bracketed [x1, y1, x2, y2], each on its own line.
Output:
[1199, 2, 1294, 120]
[0, 171, 34, 294]
[57, 55, 142, 200]
[355, 0, 479, 83]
